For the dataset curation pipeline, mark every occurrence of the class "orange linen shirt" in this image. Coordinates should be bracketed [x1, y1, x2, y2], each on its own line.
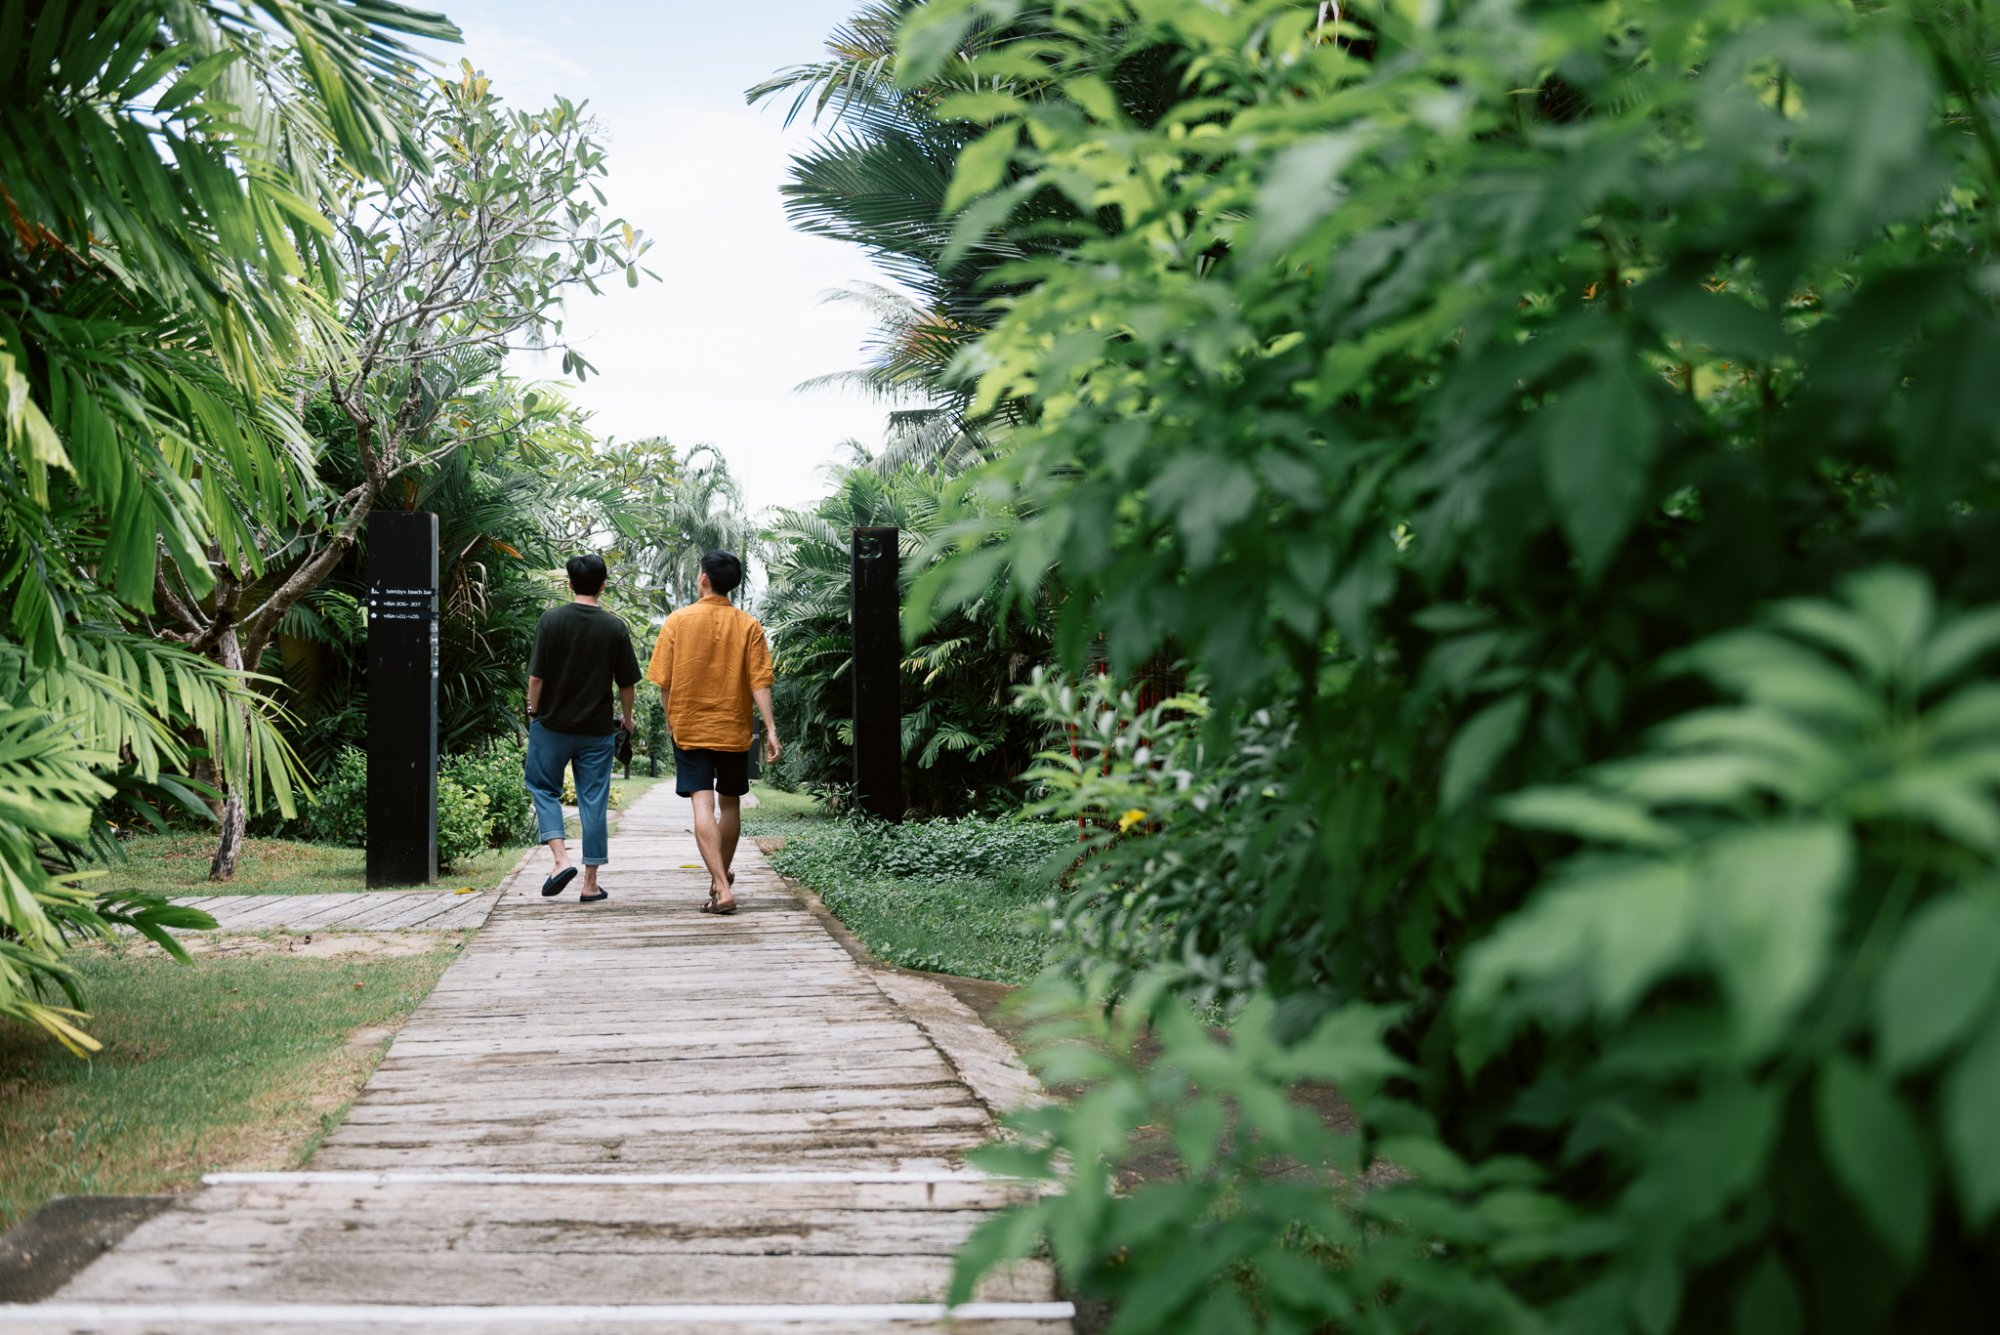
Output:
[645, 595, 775, 752]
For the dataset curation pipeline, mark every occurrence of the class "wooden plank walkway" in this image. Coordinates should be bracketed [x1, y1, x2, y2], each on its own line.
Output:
[166, 889, 501, 934]
[8, 787, 1068, 1331]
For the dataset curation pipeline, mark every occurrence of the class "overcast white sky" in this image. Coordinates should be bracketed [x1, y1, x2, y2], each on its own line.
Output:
[416, 1, 904, 518]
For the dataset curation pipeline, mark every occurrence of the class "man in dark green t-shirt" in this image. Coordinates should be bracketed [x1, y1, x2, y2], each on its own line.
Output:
[524, 554, 642, 902]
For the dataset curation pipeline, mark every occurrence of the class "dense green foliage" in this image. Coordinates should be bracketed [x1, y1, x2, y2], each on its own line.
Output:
[877, 0, 2000, 1327]
[0, 0, 457, 1050]
[431, 776, 491, 872]
[303, 744, 533, 864]
[295, 749, 370, 849]
[264, 403, 626, 783]
[443, 742, 538, 849]
[765, 814, 1069, 980]
[761, 465, 1050, 812]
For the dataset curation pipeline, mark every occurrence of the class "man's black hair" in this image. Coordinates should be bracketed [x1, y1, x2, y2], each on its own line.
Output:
[701, 550, 743, 597]
[567, 552, 609, 597]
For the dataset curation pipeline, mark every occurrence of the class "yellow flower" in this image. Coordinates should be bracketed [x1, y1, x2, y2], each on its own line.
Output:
[1117, 808, 1149, 833]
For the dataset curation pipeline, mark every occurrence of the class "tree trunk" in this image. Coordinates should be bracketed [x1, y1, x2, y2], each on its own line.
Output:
[209, 787, 247, 882]
[208, 628, 250, 882]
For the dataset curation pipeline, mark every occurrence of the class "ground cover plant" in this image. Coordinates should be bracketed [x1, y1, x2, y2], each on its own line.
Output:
[0, 941, 462, 1231]
[836, 0, 2000, 1328]
[764, 812, 1070, 983]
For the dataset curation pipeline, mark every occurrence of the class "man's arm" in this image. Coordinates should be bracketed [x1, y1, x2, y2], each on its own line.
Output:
[753, 686, 780, 764]
[618, 684, 635, 731]
[747, 620, 778, 763]
[526, 612, 547, 721]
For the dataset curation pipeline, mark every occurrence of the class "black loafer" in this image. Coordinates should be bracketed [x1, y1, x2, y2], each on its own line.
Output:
[541, 867, 578, 898]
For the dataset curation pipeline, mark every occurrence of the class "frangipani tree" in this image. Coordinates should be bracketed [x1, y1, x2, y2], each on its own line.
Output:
[156, 66, 656, 877]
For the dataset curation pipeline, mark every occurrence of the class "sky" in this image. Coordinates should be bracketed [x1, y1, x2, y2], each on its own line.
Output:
[412, 0, 901, 518]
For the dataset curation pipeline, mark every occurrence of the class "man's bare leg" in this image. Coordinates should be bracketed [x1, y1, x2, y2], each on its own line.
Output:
[545, 836, 568, 873]
[718, 794, 742, 882]
[691, 792, 733, 908]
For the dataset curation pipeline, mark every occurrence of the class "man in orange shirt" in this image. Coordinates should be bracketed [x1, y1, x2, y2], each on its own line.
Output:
[646, 550, 780, 914]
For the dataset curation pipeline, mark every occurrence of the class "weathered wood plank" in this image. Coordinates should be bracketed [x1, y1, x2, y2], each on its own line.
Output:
[377, 1031, 935, 1062]
[305, 1145, 978, 1175]
[3, 1306, 1073, 1334]
[58, 1248, 1057, 1305]
[358, 1063, 964, 1099]
[185, 1178, 1038, 1213]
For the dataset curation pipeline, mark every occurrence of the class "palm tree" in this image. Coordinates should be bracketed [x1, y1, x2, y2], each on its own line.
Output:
[748, 1, 1033, 449]
[761, 465, 1051, 813]
[615, 440, 756, 612]
[750, 1, 1189, 464]
[0, 0, 454, 1049]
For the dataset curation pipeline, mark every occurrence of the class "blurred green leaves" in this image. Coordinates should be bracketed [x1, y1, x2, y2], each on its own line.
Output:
[887, 0, 2000, 1326]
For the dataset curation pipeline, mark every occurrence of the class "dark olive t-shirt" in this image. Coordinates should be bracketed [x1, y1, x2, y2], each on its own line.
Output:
[527, 603, 642, 735]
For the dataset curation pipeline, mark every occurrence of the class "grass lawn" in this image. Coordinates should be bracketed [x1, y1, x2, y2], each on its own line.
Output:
[741, 781, 828, 839]
[92, 778, 691, 897]
[92, 834, 531, 897]
[0, 940, 462, 1231]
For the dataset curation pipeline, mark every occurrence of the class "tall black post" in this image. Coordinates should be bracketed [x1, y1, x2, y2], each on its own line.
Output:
[366, 511, 439, 886]
[851, 526, 902, 821]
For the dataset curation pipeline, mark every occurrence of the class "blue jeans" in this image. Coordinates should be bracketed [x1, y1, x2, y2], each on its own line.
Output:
[525, 723, 617, 866]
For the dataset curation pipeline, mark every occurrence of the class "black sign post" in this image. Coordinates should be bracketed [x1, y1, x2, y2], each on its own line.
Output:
[366, 511, 439, 886]
[851, 526, 902, 822]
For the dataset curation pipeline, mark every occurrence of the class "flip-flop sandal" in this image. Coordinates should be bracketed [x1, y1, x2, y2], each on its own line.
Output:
[700, 899, 738, 915]
[579, 888, 609, 904]
[698, 873, 736, 910]
[541, 867, 578, 898]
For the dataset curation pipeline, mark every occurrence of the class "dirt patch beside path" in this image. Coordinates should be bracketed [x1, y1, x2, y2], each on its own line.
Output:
[141, 930, 467, 960]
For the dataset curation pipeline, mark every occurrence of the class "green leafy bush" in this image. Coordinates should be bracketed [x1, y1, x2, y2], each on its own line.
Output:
[301, 747, 502, 869]
[953, 976, 1436, 1331]
[635, 688, 669, 776]
[821, 814, 1074, 881]
[893, 0, 2000, 1325]
[976, 572, 2000, 1330]
[433, 774, 490, 872]
[442, 741, 535, 847]
[1016, 675, 1321, 999]
[296, 748, 369, 847]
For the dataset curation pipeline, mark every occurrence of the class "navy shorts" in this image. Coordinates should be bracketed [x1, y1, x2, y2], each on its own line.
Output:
[674, 743, 751, 797]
